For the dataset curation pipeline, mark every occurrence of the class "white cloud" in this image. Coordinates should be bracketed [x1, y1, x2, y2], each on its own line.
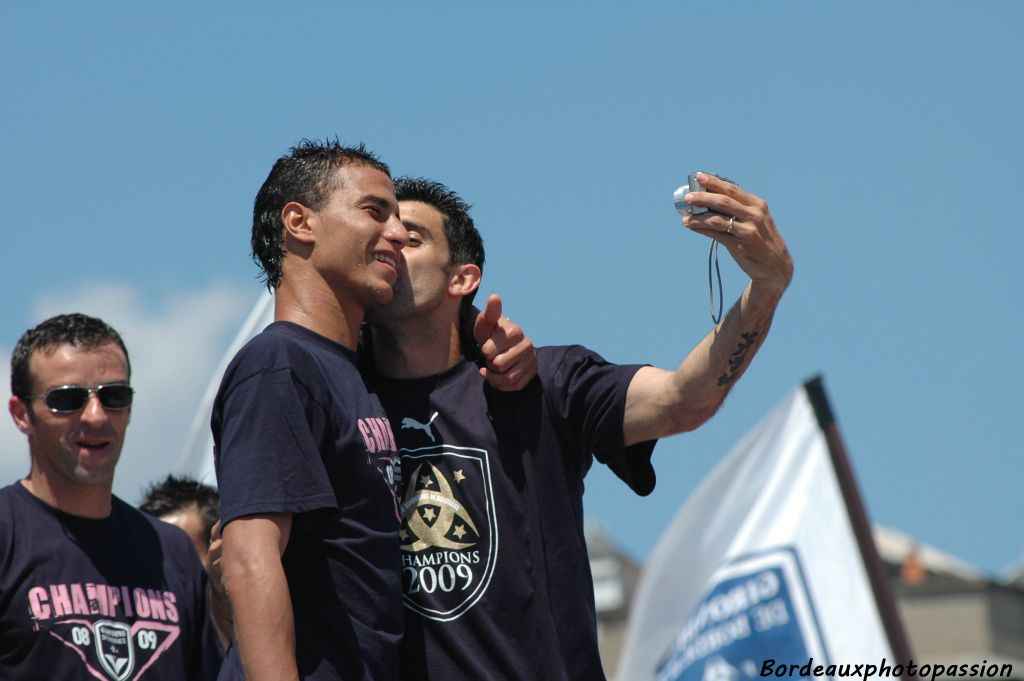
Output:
[0, 353, 31, 483]
[0, 281, 256, 505]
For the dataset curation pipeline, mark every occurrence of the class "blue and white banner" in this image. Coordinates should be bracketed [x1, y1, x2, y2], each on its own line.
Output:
[614, 384, 894, 681]
[175, 291, 274, 485]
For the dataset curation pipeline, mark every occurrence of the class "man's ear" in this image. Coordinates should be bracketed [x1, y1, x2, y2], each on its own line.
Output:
[9, 396, 33, 435]
[281, 201, 317, 245]
[448, 264, 482, 300]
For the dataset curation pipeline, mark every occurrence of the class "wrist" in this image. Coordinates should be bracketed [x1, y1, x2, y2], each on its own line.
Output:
[747, 278, 789, 307]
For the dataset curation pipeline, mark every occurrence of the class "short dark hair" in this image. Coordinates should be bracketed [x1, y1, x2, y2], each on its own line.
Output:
[11, 313, 131, 400]
[139, 475, 220, 545]
[394, 177, 485, 307]
[252, 138, 391, 290]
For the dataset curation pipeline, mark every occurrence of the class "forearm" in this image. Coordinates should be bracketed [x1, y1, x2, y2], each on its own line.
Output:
[624, 280, 784, 444]
[221, 515, 298, 681]
[676, 280, 782, 420]
[224, 552, 298, 681]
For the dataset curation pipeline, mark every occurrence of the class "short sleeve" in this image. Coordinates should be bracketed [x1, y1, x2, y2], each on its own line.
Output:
[541, 346, 657, 495]
[215, 367, 338, 525]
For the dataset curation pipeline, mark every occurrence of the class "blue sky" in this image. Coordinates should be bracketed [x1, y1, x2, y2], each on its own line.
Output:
[2, 2, 1021, 577]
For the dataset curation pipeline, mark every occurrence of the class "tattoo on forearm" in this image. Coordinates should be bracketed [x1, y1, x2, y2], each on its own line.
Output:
[717, 331, 759, 386]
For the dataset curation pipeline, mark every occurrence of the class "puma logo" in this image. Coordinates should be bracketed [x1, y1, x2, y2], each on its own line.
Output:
[401, 412, 439, 442]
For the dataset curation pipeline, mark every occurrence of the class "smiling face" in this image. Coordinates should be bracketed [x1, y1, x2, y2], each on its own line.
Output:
[10, 342, 131, 495]
[307, 163, 409, 310]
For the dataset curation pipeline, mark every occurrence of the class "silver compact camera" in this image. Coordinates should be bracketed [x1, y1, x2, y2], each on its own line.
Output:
[673, 172, 733, 217]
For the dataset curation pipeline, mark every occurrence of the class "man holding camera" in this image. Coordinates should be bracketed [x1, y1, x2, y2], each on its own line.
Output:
[363, 172, 793, 680]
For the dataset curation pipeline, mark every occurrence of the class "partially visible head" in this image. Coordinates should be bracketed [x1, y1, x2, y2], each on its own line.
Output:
[252, 138, 394, 290]
[394, 177, 485, 275]
[140, 475, 220, 566]
[8, 314, 132, 491]
[387, 177, 485, 317]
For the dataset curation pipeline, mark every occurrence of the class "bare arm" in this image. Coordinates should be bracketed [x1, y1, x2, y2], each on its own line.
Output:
[220, 513, 298, 681]
[624, 173, 793, 446]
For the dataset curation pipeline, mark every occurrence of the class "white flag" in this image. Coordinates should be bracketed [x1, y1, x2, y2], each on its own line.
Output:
[614, 380, 905, 681]
[175, 291, 274, 485]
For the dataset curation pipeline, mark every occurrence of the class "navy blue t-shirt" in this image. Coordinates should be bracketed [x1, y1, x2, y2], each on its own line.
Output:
[212, 321, 403, 681]
[0, 483, 221, 681]
[367, 345, 657, 681]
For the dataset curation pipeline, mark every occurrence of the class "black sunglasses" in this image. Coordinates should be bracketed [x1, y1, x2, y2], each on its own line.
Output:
[24, 384, 135, 414]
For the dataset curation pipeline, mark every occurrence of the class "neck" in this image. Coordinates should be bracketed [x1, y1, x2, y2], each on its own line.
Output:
[21, 475, 113, 519]
[372, 311, 462, 379]
[273, 275, 363, 349]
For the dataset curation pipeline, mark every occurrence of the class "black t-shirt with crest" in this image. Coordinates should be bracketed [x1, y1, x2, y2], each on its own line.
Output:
[367, 345, 657, 681]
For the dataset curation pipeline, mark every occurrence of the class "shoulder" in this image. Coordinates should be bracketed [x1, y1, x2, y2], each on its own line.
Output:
[221, 323, 359, 398]
[536, 344, 646, 411]
[0, 484, 20, 536]
[536, 344, 612, 376]
[0, 482, 20, 507]
[227, 323, 332, 373]
[0, 482, 45, 531]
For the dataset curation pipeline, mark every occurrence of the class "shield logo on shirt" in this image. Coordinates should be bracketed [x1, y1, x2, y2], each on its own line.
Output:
[94, 620, 134, 681]
[399, 444, 497, 621]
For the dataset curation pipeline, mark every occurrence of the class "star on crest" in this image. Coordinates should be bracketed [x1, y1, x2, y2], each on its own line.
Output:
[453, 470, 466, 483]
[421, 507, 437, 522]
[419, 475, 434, 488]
[452, 524, 467, 540]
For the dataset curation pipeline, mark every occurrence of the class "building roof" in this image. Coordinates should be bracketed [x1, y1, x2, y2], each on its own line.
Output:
[872, 523, 988, 584]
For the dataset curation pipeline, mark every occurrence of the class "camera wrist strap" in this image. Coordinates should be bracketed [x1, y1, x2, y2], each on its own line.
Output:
[708, 239, 723, 324]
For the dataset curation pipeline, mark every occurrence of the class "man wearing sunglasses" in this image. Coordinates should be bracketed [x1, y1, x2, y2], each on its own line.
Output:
[362, 175, 793, 680]
[2, 313, 221, 680]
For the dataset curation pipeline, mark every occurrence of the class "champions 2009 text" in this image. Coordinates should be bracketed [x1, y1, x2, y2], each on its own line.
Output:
[761, 658, 1013, 680]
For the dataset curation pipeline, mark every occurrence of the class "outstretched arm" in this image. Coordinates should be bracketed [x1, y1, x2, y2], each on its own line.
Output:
[623, 173, 794, 446]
